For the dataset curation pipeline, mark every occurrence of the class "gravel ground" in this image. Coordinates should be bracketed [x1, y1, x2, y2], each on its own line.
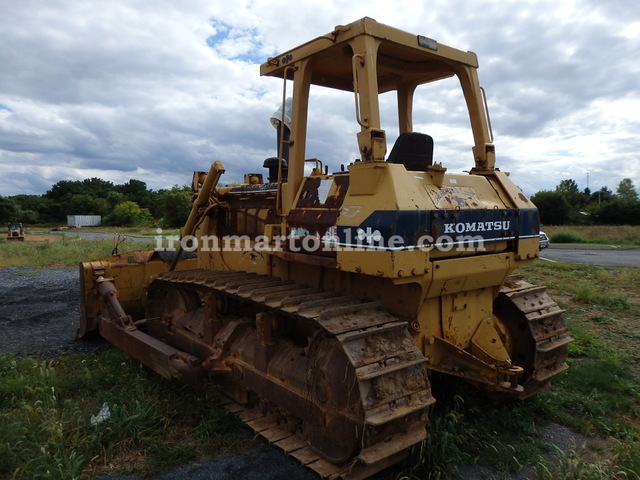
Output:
[0, 266, 588, 480]
[0, 266, 102, 357]
[98, 450, 321, 480]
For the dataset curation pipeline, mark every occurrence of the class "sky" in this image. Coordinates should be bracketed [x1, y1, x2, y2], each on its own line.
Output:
[1, 0, 639, 197]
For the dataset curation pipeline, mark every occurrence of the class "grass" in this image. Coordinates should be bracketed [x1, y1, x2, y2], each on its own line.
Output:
[400, 260, 640, 479]
[0, 350, 246, 480]
[3, 262, 638, 479]
[0, 235, 157, 268]
[1, 235, 639, 478]
[42, 226, 181, 237]
[542, 225, 640, 246]
[549, 231, 587, 244]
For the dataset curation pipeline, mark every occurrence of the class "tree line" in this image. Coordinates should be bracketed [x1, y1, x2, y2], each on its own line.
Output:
[0, 178, 192, 228]
[1, 176, 638, 228]
[531, 178, 640, 225]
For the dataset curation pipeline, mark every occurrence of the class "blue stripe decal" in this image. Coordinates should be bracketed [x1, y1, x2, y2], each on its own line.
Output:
[329, 208, 539, 250]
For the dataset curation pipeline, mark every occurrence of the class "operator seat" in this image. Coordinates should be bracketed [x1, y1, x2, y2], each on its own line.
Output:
[387, 132, 433, 171]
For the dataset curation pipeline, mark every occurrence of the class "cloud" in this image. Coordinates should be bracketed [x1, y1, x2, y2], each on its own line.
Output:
[0, 0, 638, 198]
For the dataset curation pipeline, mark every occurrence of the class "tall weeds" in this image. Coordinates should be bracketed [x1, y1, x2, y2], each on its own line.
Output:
[0, 236, 156, 267]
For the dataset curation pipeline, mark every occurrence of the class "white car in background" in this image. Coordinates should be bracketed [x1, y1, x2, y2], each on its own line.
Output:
[539, 231, 550, 249]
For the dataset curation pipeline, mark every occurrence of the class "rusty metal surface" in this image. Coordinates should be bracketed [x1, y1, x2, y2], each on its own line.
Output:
[216, 189, 278, 238]
[146, 269, 435, 478]
[294, 175, 350, 209]
[94, 277, 206, 385]
[76, 251, 199, 339]
[98, 316, 206, 385]
[287, 175, 349, 244]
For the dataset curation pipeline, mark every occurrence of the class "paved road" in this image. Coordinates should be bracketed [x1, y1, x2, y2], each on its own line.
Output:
[539, 245, 640, 267]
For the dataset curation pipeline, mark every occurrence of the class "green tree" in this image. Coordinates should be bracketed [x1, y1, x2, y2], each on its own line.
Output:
[116, 179, 156, 210]
[46, 177, 115, 200]
[530, 190, 571, 225]
[93, 198, 111, 216]
[9, 194, 53, 223]
[591, 198, 640, 225]
[43, 200, 66, 223]
[45, 180, 85, 201]
[64, 194, 98, 215]
[0, 196, 19, 223]
[586, 178, 640, 225]
[556, 179, 580, 195]
[591, 186, 613, 204]
[555, 178, 588, 208]
[553, 178, 591, 223]
[105, 201, 153, 226]
[156, 186, 192, 227]
[81, 177, 115, 198]
[616, 178, 638, 202]
[106, 191, 125, 208]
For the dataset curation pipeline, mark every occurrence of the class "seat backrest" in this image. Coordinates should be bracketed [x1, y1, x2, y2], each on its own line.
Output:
[387, 132, 433, 171]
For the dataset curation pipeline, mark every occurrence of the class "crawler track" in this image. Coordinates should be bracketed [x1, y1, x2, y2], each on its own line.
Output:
[149, 269, 435, 479]
[496, 277, 572, 399]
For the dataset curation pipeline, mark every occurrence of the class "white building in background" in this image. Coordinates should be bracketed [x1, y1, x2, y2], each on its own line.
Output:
[67, 215, 101, 228]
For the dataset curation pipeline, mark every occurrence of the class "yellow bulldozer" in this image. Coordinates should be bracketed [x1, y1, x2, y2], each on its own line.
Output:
[7, 222, 25, 241]
[78, 18, 571, 479]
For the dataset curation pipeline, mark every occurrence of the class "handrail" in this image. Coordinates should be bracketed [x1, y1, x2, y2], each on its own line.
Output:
[480, 86, 494, 143]
[276, 66, 295, 218]
[352, 54, 368, 128]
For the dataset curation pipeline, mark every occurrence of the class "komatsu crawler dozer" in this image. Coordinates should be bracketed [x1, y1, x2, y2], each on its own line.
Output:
[78, 17, 571, 479]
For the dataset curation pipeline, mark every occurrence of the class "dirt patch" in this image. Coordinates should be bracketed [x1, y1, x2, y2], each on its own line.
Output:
[20, 233, 65, 243]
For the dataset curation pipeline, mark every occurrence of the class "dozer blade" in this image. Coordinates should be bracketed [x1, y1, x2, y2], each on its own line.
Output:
[77, 249, 198, 339]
